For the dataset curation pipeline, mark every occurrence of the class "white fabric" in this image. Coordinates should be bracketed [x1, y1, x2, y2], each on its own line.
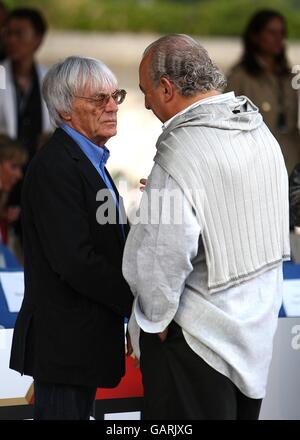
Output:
[154, 93, 290, 293]
[123, 164, 283, 399]
[0, 59, 52, 138]
[162, 91, 235, 129]
[123, 92, 289, 399]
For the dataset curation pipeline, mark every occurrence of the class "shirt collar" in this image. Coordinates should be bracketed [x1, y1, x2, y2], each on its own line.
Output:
[61, 123, 110, 167]
[162, 92, 236, 130]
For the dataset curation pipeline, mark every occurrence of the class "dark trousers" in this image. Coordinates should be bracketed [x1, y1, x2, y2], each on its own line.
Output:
[33, 381, 97, 420]
[140, 321, 262, 420]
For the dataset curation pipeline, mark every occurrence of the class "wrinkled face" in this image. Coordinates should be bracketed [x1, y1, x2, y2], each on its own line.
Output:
[4, 18, 42, 61]
[256, 17, 285, 56]
[67, 85, 119, 146]
[0, 158, 23, 192]
[139, 53, 167, 123]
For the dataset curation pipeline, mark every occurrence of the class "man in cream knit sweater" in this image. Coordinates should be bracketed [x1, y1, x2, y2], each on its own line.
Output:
[123, 34, 290, 420]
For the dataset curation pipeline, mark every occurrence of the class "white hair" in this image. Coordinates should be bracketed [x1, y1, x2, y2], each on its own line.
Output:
[42, 56, 118, 126]
[143, 34, 226, 96]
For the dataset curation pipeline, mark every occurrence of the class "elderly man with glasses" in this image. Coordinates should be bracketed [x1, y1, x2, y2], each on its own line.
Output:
[9, 56, 133, 420]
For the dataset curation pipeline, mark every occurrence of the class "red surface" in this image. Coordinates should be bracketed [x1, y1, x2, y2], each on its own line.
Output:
[29, 357, 143, 403]
[96, 356, 144, 400]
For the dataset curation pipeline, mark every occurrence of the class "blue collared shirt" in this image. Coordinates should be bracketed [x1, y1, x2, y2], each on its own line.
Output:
[61, 123, 125, 239]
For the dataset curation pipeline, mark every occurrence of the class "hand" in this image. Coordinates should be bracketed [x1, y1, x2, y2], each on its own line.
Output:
[139, 178, 147, 192]
[157, 327, 169, 342]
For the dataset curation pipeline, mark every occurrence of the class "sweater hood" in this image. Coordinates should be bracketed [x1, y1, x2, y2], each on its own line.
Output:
[159, 95, 263, 141]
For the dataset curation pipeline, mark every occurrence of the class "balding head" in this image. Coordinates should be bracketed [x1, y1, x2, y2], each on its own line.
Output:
[142, 34, 226, 97]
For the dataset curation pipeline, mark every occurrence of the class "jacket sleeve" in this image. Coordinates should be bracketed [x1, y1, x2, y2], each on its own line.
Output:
[122, 164, 201, 333]
[29, 157, 133, 317]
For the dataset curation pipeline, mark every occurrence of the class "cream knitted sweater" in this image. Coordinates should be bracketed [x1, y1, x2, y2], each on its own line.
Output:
[154, 95, 290, 293]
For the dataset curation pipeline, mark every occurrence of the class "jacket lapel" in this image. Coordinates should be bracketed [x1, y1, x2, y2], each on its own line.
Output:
[55, 128, 126, 244]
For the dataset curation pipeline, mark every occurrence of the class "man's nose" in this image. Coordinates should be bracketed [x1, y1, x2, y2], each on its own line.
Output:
[105, 96, 119, 112]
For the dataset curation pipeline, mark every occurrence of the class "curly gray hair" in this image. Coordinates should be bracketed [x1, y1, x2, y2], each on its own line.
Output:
[143, 34, 226, 96]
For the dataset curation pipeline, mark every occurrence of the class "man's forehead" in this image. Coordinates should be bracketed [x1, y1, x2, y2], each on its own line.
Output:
[78, 84, 116, 96]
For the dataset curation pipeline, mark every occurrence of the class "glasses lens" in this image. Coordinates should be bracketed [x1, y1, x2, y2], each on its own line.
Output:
[95, 94, 107, 106]
[113, 89, 126, 104]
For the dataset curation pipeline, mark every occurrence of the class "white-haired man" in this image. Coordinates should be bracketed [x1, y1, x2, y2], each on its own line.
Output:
[10, 56, 133, 420]
[123, 34, 290, 420]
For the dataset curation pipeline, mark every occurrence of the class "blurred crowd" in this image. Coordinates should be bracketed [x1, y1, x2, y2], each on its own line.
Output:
[0, 3, 300, 264]
[0, 2, 51, 262]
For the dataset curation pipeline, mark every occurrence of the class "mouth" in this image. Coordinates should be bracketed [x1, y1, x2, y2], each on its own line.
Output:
[103, 121, 117, 126]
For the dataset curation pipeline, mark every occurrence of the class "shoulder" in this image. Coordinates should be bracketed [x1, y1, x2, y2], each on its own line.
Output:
[26, 129, 80, 184]
[225, 64, 254, 94]
[226, 64, 251, 82]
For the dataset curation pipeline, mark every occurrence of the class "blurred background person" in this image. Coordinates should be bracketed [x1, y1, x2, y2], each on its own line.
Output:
[0, 7, 51, 157]
[0, 7, 52, 254]
[226, 9, 300, 175]
[0, 1, 7, 61]
[0, 134, 27, 253]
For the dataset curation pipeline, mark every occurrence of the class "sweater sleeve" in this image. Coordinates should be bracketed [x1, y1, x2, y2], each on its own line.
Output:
[122, 163, 201, 333]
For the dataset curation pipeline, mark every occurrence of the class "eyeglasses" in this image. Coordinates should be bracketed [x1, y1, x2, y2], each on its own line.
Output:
[74, 89, 127, 107]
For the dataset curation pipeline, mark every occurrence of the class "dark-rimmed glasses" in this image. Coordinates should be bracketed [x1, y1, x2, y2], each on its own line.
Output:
[74, 89, 127, 107]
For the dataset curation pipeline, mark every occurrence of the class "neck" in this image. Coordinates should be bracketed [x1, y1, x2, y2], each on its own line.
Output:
[12, 58, 35, 77]
[64, 122, 107, 147]
[166, 90, 220, 122]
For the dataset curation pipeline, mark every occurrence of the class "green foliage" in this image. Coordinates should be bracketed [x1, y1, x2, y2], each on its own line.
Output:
[4, 0, 300, 38]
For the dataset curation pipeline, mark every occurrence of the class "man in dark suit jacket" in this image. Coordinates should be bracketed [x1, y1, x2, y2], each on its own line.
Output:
[9, 56, 133, 420]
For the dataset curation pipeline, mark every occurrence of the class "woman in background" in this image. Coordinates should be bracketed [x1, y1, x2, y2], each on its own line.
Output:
[226, 9, 300, 175]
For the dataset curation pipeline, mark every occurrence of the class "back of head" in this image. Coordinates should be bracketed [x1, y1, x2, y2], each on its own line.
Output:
[143, 34, 226, 96]
[7, 7, 47, 37]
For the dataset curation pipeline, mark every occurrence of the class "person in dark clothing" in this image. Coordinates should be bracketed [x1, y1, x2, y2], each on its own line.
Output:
[0, 8, 51, 255]
[9, 56, 133, 420]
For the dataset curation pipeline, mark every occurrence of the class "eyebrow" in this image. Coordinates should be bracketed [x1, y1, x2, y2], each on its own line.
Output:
[139, 84, 145, 93]
[92, 89, 117, 97]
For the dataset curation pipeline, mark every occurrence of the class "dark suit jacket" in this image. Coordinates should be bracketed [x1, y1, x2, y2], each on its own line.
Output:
[9, 128, 133, 388]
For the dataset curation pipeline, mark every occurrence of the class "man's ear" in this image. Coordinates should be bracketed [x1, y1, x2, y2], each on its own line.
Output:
[60, 112, 72, 122]
[159, 77, 173, 102]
